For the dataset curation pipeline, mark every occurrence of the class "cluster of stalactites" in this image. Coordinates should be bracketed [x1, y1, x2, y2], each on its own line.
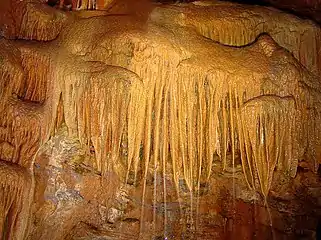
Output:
[37, 18, 320, 199]
[55, 49, 306, 199]
[1, 2, 321, 201]
[71, 30, 321, 199]
[0, 33, 318, 201]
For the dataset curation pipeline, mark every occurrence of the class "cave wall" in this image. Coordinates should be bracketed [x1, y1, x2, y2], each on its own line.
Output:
[0, 0, 321, 239]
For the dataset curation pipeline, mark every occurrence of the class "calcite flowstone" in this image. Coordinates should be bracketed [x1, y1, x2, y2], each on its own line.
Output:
[0, 0, 321, 239]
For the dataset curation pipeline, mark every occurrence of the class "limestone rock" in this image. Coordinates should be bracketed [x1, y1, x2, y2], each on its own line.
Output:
[0, 0, 321, 239]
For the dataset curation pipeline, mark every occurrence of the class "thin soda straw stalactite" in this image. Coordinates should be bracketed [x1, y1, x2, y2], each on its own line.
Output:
[152, 78, 164, 235]
[162, 79, 170, 238]
[206, 73, 221, 183]
[196, 75, 206, 234]
[139, 83, 154, 237]
[237, 91, 255, 189]
[229, 85, 237, 231]
[177, 77, 189, 190]
[186, 76, 196, 234]
[221, 93, 228, 172]
[168, 78, 184, 220]
[125, 79, 146, 185]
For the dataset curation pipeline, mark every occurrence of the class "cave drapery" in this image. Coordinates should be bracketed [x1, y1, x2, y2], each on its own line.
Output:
[1, 0, 321, 239]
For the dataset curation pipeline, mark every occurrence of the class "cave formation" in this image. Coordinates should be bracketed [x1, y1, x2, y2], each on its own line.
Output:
[1, 0, 321, 239]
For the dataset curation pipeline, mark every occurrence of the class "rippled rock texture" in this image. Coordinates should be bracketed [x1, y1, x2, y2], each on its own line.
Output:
[0, 0, 321, 239]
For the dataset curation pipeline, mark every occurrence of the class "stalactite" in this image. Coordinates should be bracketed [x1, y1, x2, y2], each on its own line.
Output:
[240, 96, 297, 197]
[53, 61, 144, 175]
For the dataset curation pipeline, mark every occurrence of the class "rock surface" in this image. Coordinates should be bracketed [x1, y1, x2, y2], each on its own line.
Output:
[0, 0, 321, 239]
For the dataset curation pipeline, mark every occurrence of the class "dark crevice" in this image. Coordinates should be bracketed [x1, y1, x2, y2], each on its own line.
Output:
[47, 0, 59, 7]
[47, 0, 73, 9]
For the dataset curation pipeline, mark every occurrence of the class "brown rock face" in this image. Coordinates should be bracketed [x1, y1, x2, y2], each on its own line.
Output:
[263, 0, 321, 24]
[0, 0, 321, 239]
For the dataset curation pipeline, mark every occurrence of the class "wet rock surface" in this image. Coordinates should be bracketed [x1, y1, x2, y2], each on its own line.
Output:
[28, 128, 321, 239]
